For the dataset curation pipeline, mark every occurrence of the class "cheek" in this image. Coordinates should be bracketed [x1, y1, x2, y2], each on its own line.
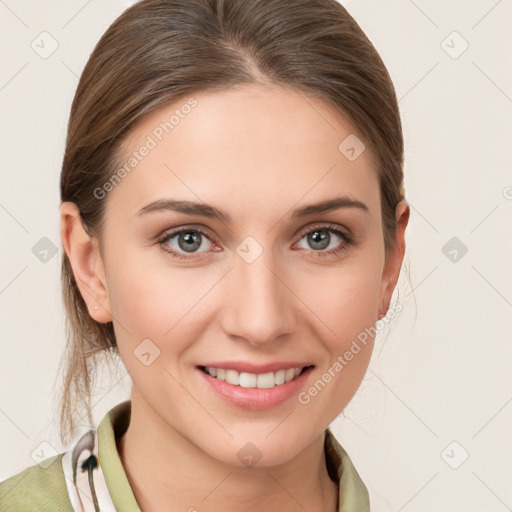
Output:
[296, 286, 380, 425]
[106, 256, 217, 358]
[305, 258, 383, 343]
[108, 242, 384, 345]
[295, 257, 383, 411]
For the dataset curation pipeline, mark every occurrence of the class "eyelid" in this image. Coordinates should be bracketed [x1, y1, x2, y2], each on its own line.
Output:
[157, 222, 351, 246]
[294, 222, 351, 241]
[156, 221, 354, 261]
[156, 224, 218, 244]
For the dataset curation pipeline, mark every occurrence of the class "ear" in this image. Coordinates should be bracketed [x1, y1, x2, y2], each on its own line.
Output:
[60, 201, 112, 323]
[377, 200, 410, 319]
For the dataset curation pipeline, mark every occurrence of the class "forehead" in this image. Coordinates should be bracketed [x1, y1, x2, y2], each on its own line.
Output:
[106, 83, 380, 220]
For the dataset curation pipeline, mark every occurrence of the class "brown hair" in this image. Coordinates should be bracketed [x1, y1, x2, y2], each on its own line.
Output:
[57, 0, 406, 444]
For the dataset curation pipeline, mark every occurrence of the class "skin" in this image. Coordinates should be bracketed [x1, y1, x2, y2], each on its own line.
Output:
[60, 82, 409, 512]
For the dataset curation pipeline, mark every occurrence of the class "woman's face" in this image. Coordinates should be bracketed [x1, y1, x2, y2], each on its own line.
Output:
[89, 82, 404, 466]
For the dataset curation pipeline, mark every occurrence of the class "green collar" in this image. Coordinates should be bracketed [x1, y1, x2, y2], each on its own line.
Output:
[97, 400, 370, 511]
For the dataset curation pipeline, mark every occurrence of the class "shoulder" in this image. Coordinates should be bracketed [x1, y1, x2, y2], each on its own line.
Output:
[0, 453, 74, 511]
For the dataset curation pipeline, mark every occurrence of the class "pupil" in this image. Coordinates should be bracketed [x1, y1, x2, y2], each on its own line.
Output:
[180, 231, 201, 252]
[309, 230, 328, 250]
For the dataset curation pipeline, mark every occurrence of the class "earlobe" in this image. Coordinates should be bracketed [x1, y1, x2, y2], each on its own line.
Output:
[59, 202, 112, 323]
[378, 200, 410, 319]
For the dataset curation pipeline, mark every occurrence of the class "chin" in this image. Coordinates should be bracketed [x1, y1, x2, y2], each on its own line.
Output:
[205, 430, 311, 469]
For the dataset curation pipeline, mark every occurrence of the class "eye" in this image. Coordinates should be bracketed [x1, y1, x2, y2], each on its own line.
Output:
[157, 224, 353, 261]
[295, 225, 352, 257]
[157, 227, 216, 260]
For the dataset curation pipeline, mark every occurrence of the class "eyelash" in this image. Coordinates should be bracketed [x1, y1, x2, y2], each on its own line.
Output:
[156, 224, 353, 261]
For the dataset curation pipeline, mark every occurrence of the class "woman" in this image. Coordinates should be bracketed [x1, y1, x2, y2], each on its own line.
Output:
[0, 0, 409, 510]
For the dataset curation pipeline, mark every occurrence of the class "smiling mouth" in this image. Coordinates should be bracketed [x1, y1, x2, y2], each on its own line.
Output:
[198, 365, 314, 389]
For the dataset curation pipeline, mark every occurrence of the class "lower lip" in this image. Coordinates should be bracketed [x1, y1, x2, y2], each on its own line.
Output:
[196, 366, 314, 410]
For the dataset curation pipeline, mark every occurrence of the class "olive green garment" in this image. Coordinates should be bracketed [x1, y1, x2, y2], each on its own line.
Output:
[0, 400, 370, 511]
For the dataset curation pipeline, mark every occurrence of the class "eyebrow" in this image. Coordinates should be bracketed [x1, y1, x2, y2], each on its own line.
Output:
[135, 196, 369, 222]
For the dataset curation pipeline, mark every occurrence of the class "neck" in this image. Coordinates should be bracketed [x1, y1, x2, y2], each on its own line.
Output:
[116, 393, 339, 512]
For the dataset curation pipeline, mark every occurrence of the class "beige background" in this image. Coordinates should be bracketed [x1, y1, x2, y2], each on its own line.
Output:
[1, 0, 511, 510]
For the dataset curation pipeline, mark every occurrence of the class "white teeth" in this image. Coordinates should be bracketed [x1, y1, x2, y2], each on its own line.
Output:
[274, 369, 286, 385]
[203, 366, 306, 388]
[239, 372, 257, 388]
[256, 372, 275, 389]
[225, 369, 239, 385]
[285, 369, 295, 382]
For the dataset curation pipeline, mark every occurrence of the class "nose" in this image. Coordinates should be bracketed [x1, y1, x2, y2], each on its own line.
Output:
[219, 250, 297, 347]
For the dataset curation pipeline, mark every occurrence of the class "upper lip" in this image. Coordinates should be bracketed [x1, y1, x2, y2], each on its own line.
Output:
[198, 361, 314, 374]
